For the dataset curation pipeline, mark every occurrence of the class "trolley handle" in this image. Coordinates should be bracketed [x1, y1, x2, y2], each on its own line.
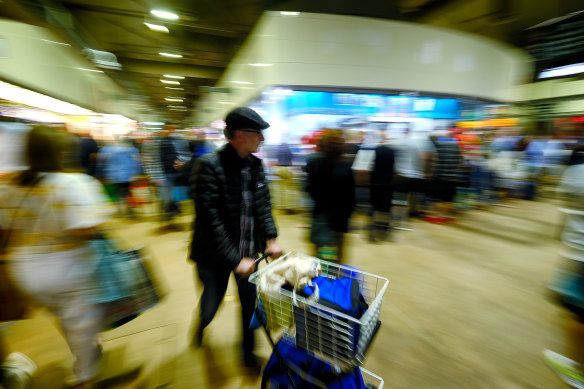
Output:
[255, 252, 272, 265]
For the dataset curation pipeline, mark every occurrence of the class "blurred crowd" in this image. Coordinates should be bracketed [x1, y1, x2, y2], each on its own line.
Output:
[2, 119, 584, 388]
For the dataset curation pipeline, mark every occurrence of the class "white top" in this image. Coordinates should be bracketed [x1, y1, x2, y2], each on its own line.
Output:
[391, 137, 435, 179]
[0, 172, 112, 253]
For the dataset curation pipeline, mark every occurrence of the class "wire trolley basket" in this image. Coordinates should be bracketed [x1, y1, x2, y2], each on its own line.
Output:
[361, 368, 385, 389]
[249, 253, 389, 370]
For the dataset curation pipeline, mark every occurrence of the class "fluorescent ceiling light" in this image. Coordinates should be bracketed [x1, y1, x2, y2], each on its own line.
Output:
[168, 105, 186, 108]
[143, 121, 165, 126]
[0, 80, 95, 115]
[77, 67, 103, 73]
[538, 63, 584, 79]
[151, 10, 179, 20]
[249, 63, 272, 67]
[161, 79, 180, 85]
[280, 11, 300, 16]
[165, 97, 183, 102]
[41, 39, 71, 46]
[232, 81, 253, 85]
[163, 74, 185, 79]
[165, 87, 184, 90]
[144, 22, 169, 33]
[159, 52, 183, 58]
[145, 127, 162, 130]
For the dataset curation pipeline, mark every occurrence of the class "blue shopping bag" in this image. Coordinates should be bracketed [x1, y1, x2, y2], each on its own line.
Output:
[88, 238, 167, 329]
[263, 338, 367, 389]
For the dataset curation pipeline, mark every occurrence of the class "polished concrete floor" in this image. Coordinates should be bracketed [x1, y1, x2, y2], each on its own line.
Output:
[2, 198, 575, 388]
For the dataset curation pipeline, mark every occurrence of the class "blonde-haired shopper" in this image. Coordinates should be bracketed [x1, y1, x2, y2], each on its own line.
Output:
[0, 126, 111, 388]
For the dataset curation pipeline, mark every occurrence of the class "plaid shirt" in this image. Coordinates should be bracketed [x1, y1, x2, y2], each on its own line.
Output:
[239, 159, 255, 258]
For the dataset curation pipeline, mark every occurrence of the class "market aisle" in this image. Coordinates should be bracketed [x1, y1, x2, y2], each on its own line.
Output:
[2, 198, 570, 388]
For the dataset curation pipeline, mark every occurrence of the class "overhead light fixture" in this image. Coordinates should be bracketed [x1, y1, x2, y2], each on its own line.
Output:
[161, 79, 180, 85]
[159, 52, 183, 58]
[76, 67, 104, 73]
[144, 22, 169, 33]
[163, 74, 185, 79]
[41, 39, 71, 46]
[151, 10, 179, 20]
[142, 121, 165, 126]
[538, 63, 584, 79]
[0, 80, 95, 115]
[165, 87, 184, 90]
[165, 97, 183, 102]
[232, 80, 253, 85]
[168, 105, 187, 109]
[280, 11, 300, 16]
[249, 63, 273, 67]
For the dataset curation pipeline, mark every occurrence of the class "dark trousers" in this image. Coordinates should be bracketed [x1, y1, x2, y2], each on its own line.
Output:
[369, 185, 392, 241]
[196, 261, 257, 358]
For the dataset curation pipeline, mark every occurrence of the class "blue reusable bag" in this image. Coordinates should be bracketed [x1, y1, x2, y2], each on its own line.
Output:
[86, 239, 135, 304]
[87, 238, 165, 329]
[294, 276, 369, 359]
[303, 276, 367, 318]
[263, 339, 366, 389]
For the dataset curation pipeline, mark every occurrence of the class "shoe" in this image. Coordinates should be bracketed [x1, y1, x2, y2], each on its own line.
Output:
[1, 352, 37, 388]
[542, 349, 584, 388]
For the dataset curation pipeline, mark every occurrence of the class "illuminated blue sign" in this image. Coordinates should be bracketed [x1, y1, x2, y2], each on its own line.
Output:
[283, 91, 459, 119]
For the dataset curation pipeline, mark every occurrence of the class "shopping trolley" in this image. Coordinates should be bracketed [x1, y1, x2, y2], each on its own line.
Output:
[249, 252, 388, 388]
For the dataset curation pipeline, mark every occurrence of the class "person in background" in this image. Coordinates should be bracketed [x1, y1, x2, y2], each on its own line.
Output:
[369, 135, 395, 242]
[425, 130, 461, 224]
[391, 127, 432, 219]
[140, 131, 167, 217]
[188, 107, 283, 368]
[159, 124, 184, 222]
[96, 137, 141, 217]
[78, 130, 99, 177]
[543, 147, 584, 388]
[0, 126, 111, 388]
[275, 142, 296, 213]
[305, 129, 355, 262]
[175, 131, 213, 194]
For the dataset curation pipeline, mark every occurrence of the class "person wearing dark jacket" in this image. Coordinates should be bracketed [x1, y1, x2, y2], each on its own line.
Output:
[189, 107, 283, 367]
[305, 129, 355, 262]
[370, 142, 395, 241]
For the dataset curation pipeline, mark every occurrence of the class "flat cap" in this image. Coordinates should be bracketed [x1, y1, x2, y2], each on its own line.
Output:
[225, 107, 269, 131]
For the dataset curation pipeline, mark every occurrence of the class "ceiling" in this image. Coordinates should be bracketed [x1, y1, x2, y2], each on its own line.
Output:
[0, 0, 582, 124]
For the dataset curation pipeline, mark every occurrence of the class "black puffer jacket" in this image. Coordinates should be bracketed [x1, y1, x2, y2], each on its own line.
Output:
[189, 143, 278, 269]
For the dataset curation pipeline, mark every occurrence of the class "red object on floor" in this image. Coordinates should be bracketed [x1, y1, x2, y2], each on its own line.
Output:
[423, 216, 449, 224]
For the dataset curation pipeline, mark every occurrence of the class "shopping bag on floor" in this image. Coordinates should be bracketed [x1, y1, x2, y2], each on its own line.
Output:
[88, 238, 168, 329]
